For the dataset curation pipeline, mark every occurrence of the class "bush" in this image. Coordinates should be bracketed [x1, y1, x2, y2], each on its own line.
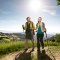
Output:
[3, 38, 10, 43]
[54, 34, 60, 42]
[44, 41, 60, 46]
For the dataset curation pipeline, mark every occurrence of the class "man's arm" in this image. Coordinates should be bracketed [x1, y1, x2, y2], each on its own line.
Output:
[22, 23, 27, 30]
[33, 22, 35, 30]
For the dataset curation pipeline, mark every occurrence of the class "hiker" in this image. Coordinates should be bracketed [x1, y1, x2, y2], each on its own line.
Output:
[22, 17, 35, 51]
[36, 17, 47, 52]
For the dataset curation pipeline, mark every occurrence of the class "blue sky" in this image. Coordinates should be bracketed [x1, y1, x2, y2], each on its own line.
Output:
[0, 0, 60, 33]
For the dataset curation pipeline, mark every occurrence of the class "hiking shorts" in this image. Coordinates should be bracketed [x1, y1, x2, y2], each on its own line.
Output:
[25, 31, 33, 40]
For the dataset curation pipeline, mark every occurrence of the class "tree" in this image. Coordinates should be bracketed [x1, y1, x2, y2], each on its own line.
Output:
[54, 34, 60, 42]
[57, 0, 60, 5]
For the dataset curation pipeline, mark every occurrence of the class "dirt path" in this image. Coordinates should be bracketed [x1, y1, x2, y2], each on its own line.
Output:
[0, 51, 20, 60]
[0, 47, 60, 60]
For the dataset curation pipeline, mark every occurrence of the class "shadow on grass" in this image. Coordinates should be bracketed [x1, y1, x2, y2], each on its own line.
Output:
[37, 50, 52, 60]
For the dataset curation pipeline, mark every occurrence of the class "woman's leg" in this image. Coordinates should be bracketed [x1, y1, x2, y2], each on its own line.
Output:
[40, 34, 44, 49]
[37, 34, 40, 51]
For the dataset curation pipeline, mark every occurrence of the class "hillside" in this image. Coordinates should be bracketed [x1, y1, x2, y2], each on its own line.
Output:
[0, 32, 55, 41]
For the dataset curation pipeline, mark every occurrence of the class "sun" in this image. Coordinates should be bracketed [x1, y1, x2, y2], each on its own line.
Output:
[28, 0, 43, 12]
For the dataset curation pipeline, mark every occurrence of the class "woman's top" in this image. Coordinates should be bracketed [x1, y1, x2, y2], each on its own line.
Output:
[36, 22, 46, 34]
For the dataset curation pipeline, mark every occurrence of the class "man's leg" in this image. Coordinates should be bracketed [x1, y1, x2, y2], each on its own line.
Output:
[25, 39, 28, 50]
[30, 35, 34, 51]
[31, 39, 34, 51]
[24, 33, 29, 50]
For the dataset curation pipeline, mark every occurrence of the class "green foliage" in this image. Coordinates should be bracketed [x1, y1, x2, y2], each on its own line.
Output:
[54, 34, 60, 42]
[0, 41, 37, 55]
[3, 38, 10, 43]
[57, 0, 60, 5]
[44, 41, 60, 46]
[0, 40, 60, 56]
[0, 41, 24, 55]
[0, 36, 8, 40]
[0, 35, 20, 42]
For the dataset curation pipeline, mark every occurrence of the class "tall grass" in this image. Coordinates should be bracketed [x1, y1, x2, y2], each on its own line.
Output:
[0, 41, 37, 55]
[44, 41, 60, 46]
[0, 40, 60, 55]
[0, 41, 24, 55]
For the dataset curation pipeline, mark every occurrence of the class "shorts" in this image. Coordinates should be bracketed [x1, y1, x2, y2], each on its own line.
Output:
[25, 30, 33, 40]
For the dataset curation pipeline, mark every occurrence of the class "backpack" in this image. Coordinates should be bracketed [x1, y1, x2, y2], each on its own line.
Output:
[32, 22, 35, 35]
[26, 22, 35, 35]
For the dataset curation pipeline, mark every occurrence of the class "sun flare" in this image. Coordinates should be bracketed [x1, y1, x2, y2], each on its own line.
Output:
[28, 0, 43, 12]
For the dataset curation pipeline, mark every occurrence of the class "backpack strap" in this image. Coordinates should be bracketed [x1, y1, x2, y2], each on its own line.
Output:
[42, 22, 47, 32]
[31, 22, 35, 35]
[42, 22, 45, 28]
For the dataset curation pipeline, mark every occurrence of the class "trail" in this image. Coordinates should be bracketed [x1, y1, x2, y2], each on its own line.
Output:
[0, 47, 60, 60]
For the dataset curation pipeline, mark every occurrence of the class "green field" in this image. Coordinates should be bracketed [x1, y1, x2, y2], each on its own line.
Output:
[0, 40, 60, 56]
[0, 40, 36, 55]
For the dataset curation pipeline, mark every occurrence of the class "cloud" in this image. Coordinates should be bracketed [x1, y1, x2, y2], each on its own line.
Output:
[50, 12, 56, 16]
[42, 5, 57, 16]
[14, 0, 57, 16]
[42, 9, 56, 16]
[0, 9, 10, 15]
[2, 11, 9, 14]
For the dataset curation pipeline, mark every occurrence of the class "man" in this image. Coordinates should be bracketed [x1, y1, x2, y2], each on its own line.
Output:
[22, 17, 35, 51]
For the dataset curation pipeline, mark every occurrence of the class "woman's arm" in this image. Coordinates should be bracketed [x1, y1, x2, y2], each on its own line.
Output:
[35, 23, 38, 32]
[42, 22, 47, 37]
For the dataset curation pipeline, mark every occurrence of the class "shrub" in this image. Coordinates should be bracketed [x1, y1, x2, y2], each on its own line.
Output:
[3, 38, 10, 43]
[54, 34, 60, 42]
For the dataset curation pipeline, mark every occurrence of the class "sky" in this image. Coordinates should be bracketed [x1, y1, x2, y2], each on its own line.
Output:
[0, 0, 60, 33]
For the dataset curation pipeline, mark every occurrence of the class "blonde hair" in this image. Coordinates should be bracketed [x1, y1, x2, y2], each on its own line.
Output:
[38, 17, 42, 23]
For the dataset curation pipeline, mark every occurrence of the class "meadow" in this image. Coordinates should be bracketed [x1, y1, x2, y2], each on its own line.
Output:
[0, 40, 60, 56]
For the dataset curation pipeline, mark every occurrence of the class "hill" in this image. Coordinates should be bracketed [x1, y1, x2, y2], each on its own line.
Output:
[0, 32, 55, 40]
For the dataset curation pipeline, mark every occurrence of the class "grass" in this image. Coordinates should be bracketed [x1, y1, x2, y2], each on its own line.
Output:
[0, 41, 24, 55]
[44, 41, 60, 46]
[0, 40, 37, 55]
[0, 40, 60, 56]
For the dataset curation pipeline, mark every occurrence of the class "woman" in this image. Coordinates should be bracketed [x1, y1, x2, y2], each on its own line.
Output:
[36, 17, 46, 51]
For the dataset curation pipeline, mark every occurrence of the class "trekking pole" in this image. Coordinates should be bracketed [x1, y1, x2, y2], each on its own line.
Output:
[45, 32, 56, 60]
[44, 28, 48, 47]
[44, 31, 48, 46]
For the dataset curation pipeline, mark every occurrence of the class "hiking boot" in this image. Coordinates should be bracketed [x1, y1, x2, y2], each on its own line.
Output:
[42, 48, 45, 51]
[32, 48, 34, 51]
[37, 48, 40, 51]
[42, 49, 45, 54]
[24, 48, 28, 51]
